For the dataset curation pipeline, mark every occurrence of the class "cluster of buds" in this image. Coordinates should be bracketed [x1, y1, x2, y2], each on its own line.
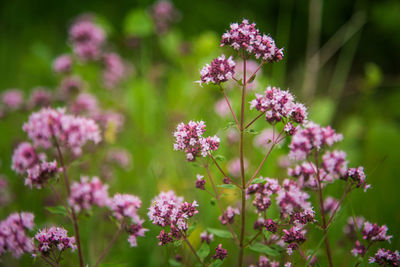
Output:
[249, 255, 280, 267]
[150, 0, 179, 34]
[148, 191, 198, 246]
[282, 226, 306, 255]
[173, 121, 220, 161]
[369, 248, 399, 266]
[341, 166, 370, 192]
[102, 52, 127, 89]
[246, 177, 280, 213]
[276, 179, 312, 216]
[221, 19, 283, 62]
[200, 231, 214, 244]
[212, 244, 228, 260]
[250, 86, 307, 127]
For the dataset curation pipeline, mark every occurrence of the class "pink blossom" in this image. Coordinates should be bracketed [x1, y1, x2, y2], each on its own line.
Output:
[28, 88, 52, 108]
[253, 128, 276, 149]
[219, 206, 239, 225]
[369, 248, 399, 266]
[195, 174, 206, 190]
[351, 240, 366, 257]
[198, 55, 235, 86]
[282, 226, 306, 255]
[34, 226, 76, 253]
[69, 92, 99, 115]
[200, 231, 214, 244]
[23, 107, 101, 154]
[276, 179, 311, 215]
[214, 98, 230, 117]
[342, 166, 370, 192]
[25, 160, 60, 189]
[227, 157, 248, 177]
[289, 122, 343, 161]
[173, 121, 220, 161]
[110, 193, 142, 221]
[247, 177, 280, 213]
[250, 86, 307, 124]
[150, 0, 179, 34]
[0, 212, 35, 258]
[53, 54, 72, 73]
[2, 89, 23, 110]
[250, 255, 279, 267]
[107, 148, 132, 170]
[362, 221, 392, 243]
[12, 142, 39, 174]
[68, 176, 110, 212]
[221, 19, 283, 62]
[323, 196, 339, 214]
[58, 76, 84, 98]
[212, 244, 228, 260]
[127, 219, 148, 247]
[102, 52, 127, 89]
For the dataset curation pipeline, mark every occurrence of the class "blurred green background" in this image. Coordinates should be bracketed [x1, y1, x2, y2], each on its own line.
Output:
[0, 0, 399, 266]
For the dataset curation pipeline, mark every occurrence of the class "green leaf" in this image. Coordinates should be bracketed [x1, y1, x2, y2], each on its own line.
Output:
[210, 197, 216, 206]
[244, 128, 258, 135]
[206, 228, 233, 239]
[174, 240, 183, 248]
[223, 121, 236, 130]
[251, 178, 266, 184]
[214, 155, 226, 162]
[45, 205, 68, 217]
[209, 259, 223, 267]
[168, 259, 182, 267]
[123, 9, 154, 37]
[197, 242, 210, 260]
[191, 162, 202, 168]
[248, 74, 257, 84]
[249, 243, 280, 257]
[217, 184, 237, 189]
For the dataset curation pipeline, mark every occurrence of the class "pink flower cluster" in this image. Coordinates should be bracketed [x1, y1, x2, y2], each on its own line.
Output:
[28, 88, 52, 108]
[282, 226, 306, 255]
[323, 196, 339, 214]
[12, 142, 60, 189]
[213, 244, 228, 260]
[53, 54, 72, 73]
[2, 89, 23, 110]
[110, 194, 148, 247]
[342, 166, 370, 192]
[250, 86, 307, 126]
[246, 177, 280, 213]
[34, 227, 76, 254]
[289, 122, 343, 160]
[195, 174, 206, 190]
[147, 191, 198, 245]
[69, 19, 105, 61]
[369, 248, 399, 266]
[0, 212, 35, 258]
[68, 176, 110, 212]
[23, 107, 101, 155]
[150, 0, 179, 34]
[219, 206, 240, 225]
[102, 53, 126, 89]
[276, 179, 311, 216]
[199, 55, 235, 86]
[200, 231, 214, 244]
[173, 121, 220, 161]
[221, 19, 283, 62]
[362, 221, 392, 243]
[250, 255, 279, 267]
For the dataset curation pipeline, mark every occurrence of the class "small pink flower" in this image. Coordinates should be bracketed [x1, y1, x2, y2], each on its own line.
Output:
[198, 55, 235, 86]
[2, 89, 23, 110]
[53, 54, 73, 73]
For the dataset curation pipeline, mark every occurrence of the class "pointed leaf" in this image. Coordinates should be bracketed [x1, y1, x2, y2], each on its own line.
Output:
[197, 242, 210, 260]
[206, 228, 233, 239]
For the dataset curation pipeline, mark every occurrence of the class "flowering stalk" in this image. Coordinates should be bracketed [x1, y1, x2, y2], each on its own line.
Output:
[52, 135, 84, 267]
[220, 85, 240, 130]
[208, 153, 241, 188]
[182, 233, 206, 267]
[238, 49, 247, 267]
[314, 152, 334, 267]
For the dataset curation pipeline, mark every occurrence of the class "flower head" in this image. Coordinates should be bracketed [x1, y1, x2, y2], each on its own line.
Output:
[219, 206, 239, 225]
[199, 55, 235, 86]
[35, 227, 76, 254]
[53, 54, 73, 73]
[213, 244, 228, 260]
[369, 248, 399, 266]
[200, 231, 214, 244]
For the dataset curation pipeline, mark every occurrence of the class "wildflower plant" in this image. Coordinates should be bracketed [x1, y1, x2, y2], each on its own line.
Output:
[0, 13, 398, 267]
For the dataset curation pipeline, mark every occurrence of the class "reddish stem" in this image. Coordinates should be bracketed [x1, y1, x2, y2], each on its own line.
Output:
[245, 111, 266, 130]
[208, 153, 241, 189]
[93, 221, 125, 267]
[220, 86, 240, 130]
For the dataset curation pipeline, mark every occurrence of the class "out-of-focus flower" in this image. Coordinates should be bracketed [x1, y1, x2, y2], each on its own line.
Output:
[68, 176, 110, 212]
[351, 240, 366, 257]
[227, 157, 248, 177]
[69, 92, 99, 115]
[102, 53, 127, 89]
[369, 248, 399, 266]
[253, 128, 276, 149]
[214, 98, 230, 118]
[58, 76, 84, 98]
[249, 255, 279, 267]
[342, 166, 370, 192]
[362, 222, 392, 243]
[150, 0, 180, 34]
[25, 160, 60, 189]
[2, 89, 23, 110]
[282, 226, 306, 255]
[53, 54, 73, 73]
[200, 231, 214, 244]
[323, 196, 339, 214]
[0, 212, 35, 258]
[195, 174, 206, 190]
[276, 179, 311, 216]
[219, 206, 239, 225]
[28, 88, 52, 108]
[107, 148, 132, 170]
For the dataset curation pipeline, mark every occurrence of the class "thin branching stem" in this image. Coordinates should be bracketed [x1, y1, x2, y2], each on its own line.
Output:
[94, 221, 125, 267]
[245, 111, 266, 130]
[219, 85, 240, 130]
[182, 234, 206, 267]
[208, 153, 241, 189]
